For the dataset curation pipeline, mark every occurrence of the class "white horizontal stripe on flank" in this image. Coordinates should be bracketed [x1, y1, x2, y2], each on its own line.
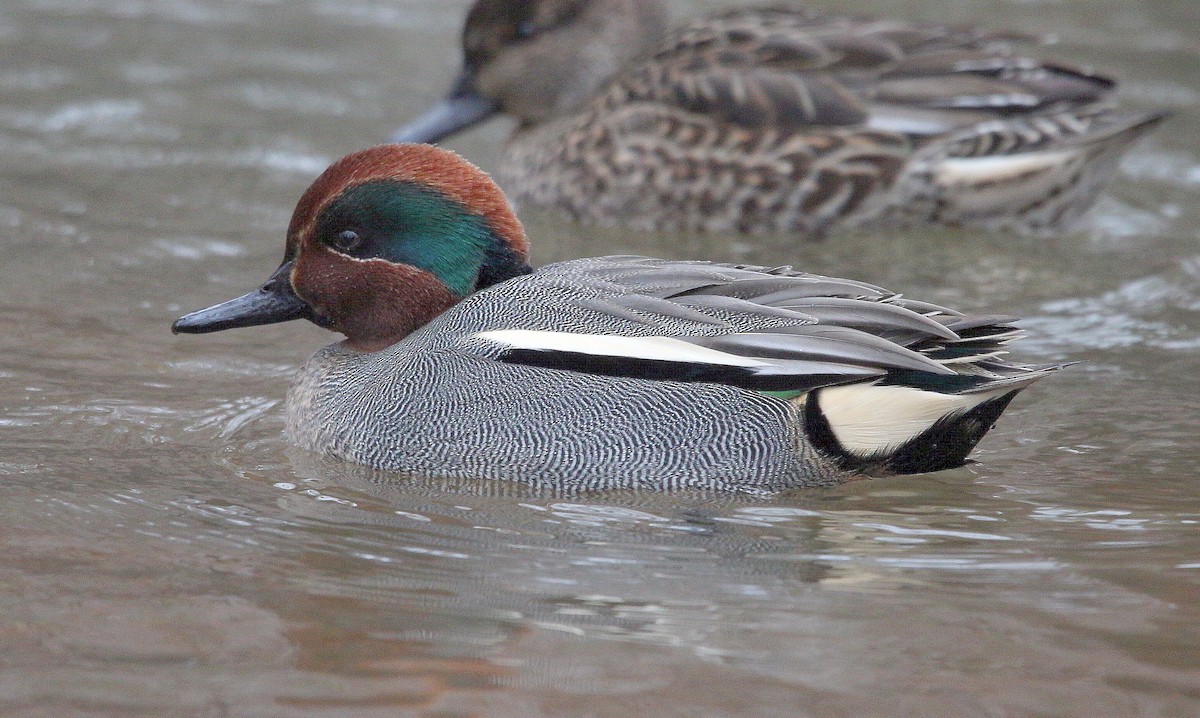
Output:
[817, 383, 1012, 457]
[864, 114, 950, 135]
[475, 330, 769, 368]
[934, 150, 1074, 185]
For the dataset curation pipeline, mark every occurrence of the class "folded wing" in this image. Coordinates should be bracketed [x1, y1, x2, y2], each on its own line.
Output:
[470, 257, 1060, 474]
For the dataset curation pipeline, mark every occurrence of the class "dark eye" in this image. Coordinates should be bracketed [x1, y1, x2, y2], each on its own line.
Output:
[331, 229, 362, 253]
[515, 20, 537, 39]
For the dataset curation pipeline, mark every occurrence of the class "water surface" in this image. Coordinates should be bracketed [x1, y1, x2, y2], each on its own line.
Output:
[1, 0, 1198, 715]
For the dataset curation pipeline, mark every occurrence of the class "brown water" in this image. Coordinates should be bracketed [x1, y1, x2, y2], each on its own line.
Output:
[1, 0, 1198, 715]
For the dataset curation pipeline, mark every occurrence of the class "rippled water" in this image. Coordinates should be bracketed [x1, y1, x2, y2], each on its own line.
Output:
[1, 0, 1198, 715]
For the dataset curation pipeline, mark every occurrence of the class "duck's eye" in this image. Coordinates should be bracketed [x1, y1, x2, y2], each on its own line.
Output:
[331, 229, 362, 253]
[515, 20, 537, 39]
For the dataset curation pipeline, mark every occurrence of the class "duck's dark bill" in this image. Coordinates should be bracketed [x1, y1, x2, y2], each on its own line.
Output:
[390, 73, 498, 144]
[172, 261, 313, 334]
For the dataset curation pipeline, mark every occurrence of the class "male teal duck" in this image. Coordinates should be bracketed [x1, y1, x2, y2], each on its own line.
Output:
[392, 0, 1165, 236]
[173, 144, 1059, 492]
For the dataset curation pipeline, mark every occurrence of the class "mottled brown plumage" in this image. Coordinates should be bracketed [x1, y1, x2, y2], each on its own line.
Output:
[393, 0, 1166, 235]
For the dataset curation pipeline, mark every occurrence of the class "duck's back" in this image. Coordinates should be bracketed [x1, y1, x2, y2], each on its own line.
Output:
[501, 8, 1164, 234]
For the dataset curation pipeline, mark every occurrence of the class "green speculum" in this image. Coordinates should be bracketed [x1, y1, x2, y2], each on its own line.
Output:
[759, 388, 808, 400]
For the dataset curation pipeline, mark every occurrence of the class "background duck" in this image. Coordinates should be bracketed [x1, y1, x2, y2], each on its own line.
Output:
[174, 144, 1061, 492]
[392, 0, 1166, 236]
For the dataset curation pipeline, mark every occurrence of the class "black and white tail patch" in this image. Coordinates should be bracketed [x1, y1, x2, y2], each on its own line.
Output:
[804, 383, 1022, 474]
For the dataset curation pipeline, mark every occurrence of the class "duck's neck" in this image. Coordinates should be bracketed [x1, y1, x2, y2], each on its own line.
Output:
[475, 238, 533, 291]
[334, 240, 530, 355]
[508, 0, 670, 125]
[569, 0, 670, 108]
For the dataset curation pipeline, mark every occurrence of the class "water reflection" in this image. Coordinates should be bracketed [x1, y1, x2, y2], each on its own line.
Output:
[270, 453, 1144, 628]
[164, 449, 1194, 713]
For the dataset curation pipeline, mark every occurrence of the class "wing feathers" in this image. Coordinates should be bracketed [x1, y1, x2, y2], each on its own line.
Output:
[472, 258, 1059, 411]
[686, 326, 954, 375]
[475, 329, 886, 391]
[613, 6, 1122, 139]
[762, 296, 960, 339]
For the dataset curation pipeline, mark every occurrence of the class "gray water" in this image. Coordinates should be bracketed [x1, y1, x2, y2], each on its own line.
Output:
[1, 0, 1198, 716]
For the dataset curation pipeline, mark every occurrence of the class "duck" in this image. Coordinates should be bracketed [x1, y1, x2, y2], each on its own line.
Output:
[173, 144, 1061, 492]
[391, 0, 1165, 236]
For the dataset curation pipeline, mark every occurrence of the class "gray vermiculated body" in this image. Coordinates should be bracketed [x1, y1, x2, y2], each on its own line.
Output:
[286, 349, 835, 492]
[284, 257, 844, 492]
